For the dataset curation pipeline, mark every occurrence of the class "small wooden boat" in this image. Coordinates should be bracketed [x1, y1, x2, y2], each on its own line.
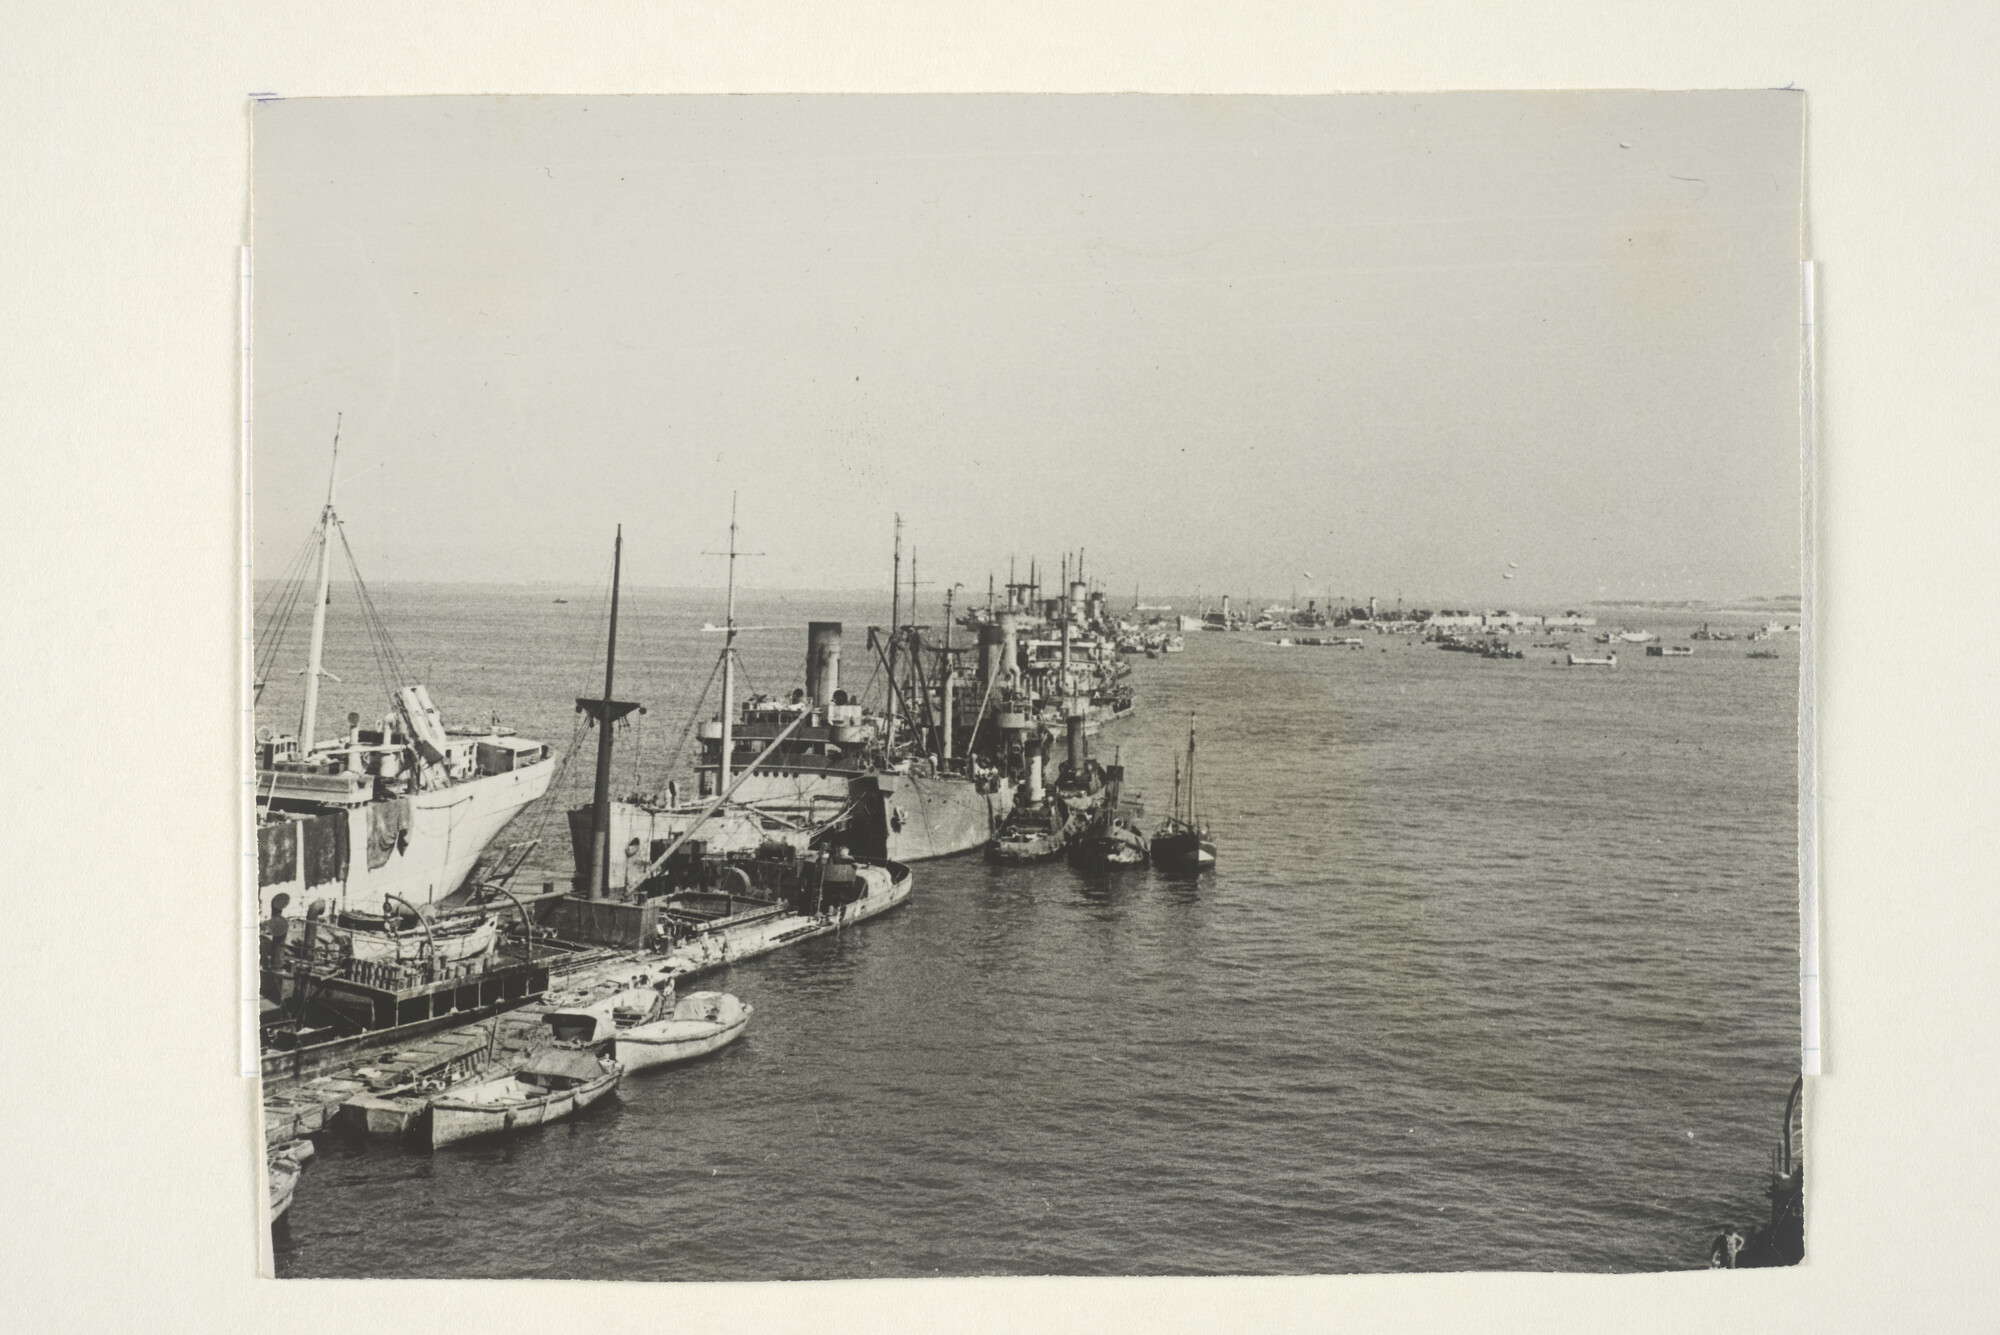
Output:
[1152, 714, 1216, 872]
[1747, 648, 1780, 659]
[429, 1049, 622, 1148]
[541, 985, 665, 1046]
[339, 914, 500, 965]
[1567, 653, 1618, 667]
[614, 991, 754, 1073]
[267, 1141, 311, 1223]
[268, 1155, 301, 1223]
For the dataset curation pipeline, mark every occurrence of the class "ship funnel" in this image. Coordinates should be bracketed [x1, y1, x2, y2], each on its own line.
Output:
[806, 621, 842, 708]
[1066, 704, 1086, 775]
[978, 622, 1006, 694]
[1025, 738, 1045, 804]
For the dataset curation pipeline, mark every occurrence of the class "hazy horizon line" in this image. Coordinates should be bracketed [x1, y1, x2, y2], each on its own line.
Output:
[253, 576, 1801, 608]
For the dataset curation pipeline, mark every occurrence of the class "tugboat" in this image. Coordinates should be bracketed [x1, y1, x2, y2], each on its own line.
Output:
[1072, 812, 1149, 868]
[989, 710, 1108, 863]
[1070, 753, 1147, 868]
[1152, 714, 1216, 871]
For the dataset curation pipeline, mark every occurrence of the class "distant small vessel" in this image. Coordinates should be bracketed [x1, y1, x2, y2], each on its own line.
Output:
[614, 991, 754, 1073]
[553, 598, 568, 604]
[1747, 648, 1781, 660]
[1645, 644, 1695, 658]
[1567, 653, 1618, 667]
[1615, 630, 1657, 644]
[428, 1048, 622, 1148]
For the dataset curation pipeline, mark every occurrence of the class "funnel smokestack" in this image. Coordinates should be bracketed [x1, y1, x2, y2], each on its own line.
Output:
[807, 621, 842, 708]
[1066, 707, 1086, 775]
[979, 622, 1005, 694]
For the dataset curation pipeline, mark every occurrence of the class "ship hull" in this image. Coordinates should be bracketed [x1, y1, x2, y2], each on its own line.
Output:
[577, 770, 1012, 872]
[613, 996, 753, 1073]
[257, 758, 555, 918]
[428, 1066, 621, 1149]
[853, 772, 1015, 861]
[570, 796, 832, 898]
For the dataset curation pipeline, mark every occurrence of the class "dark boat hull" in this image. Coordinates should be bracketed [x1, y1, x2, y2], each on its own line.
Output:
[988, 804, 1099, 864]
[1151, 829, 1215, 870]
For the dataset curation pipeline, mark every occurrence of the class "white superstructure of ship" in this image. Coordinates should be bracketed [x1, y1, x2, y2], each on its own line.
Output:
[253, 431, 554, 922]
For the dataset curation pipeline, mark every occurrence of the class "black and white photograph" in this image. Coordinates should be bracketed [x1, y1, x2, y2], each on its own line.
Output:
[249, 91, 1807, 1279]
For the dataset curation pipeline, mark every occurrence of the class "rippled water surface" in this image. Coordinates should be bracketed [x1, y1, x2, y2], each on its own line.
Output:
[262, 585, 1800, 1277]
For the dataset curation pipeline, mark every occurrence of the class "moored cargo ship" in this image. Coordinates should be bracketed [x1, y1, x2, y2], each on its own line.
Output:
[254, 441, 554, 924]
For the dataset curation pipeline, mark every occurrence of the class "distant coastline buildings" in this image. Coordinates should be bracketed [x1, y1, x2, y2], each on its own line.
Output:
[1372, 608, 1598, 631]
[1425, 609, 1599, 630]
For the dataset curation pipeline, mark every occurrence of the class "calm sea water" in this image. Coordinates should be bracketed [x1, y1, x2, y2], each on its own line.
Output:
[260, 584, 1800, 1277]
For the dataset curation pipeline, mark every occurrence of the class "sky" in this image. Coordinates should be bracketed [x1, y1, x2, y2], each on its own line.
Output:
[252, 92, 1804, 608]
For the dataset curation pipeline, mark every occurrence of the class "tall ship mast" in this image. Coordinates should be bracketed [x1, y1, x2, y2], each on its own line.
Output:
[252, 428, 556, 927]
